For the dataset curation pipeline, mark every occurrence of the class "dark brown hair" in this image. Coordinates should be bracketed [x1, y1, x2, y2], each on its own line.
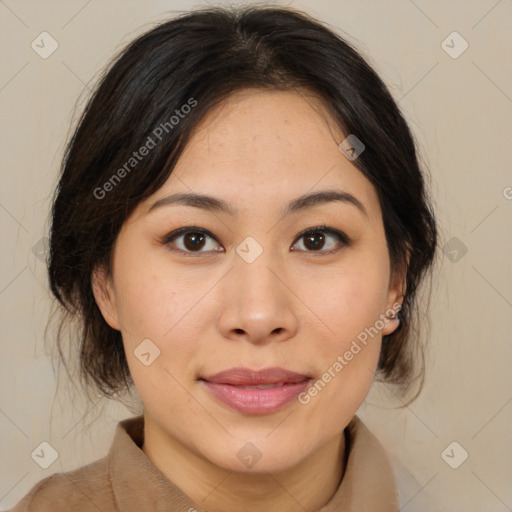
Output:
[48, 5, 438, 406]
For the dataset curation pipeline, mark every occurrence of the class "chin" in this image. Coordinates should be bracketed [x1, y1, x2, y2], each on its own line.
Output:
[201, 436, 309, 474]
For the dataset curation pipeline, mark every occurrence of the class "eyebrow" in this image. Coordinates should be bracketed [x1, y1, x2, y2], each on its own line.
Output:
[147, 190, 368, 218]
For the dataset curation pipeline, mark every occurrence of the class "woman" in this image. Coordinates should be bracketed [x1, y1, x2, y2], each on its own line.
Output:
[9, 4, 437, 511]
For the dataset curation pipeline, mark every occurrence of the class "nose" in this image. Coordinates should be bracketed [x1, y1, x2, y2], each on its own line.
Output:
[217, 250, 299, 346]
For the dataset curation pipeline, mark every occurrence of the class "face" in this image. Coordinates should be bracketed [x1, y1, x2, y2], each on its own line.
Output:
[93, 89, 404, 474]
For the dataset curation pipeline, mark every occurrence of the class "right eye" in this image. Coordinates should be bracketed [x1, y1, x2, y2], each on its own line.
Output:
[160, 227, 224, 256]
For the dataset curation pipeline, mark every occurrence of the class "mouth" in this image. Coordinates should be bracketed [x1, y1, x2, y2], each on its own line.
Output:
[199, 367, 313, 414]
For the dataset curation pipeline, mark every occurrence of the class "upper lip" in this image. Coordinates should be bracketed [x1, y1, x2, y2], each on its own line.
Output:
[201, 367, 311, 386]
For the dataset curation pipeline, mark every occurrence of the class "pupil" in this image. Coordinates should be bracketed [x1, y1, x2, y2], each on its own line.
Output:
[305, 232, 324, 250]
[185, 233, 205, 251]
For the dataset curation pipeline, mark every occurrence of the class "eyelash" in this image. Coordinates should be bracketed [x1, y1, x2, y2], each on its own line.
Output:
[160, 224, 351, 257]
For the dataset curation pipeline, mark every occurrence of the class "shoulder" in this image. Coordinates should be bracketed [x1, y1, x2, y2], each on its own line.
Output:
[5, 456, 116, 512]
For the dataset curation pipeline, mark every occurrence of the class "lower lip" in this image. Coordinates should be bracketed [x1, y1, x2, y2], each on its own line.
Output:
[201, 379, 311, 414]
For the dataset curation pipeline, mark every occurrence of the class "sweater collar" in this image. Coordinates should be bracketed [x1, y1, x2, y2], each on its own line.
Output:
[108, 414, 398, 511]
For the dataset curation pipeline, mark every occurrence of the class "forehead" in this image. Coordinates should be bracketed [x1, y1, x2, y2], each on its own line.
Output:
[139, 89, 381, 223]
[178, 89, 345, 180]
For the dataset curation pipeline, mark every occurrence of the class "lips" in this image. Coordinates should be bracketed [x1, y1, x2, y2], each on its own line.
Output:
[201, 366, 311, 386]
[199, 367, 312, 414]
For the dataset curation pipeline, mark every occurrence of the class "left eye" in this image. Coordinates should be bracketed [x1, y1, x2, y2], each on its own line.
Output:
[292, 227, 349, 253]
[161, 225, 349, 255]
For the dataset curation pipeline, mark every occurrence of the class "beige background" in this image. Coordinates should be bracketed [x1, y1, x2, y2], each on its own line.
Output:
[1, 0, 511, 510]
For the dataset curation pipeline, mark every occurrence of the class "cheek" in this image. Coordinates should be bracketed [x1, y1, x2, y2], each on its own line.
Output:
[111, 241, 198, 340]
[299, 269, 385, 423]
[295, 251, 388, 411]
[114, 257, 203, 407]
[304, 251, 390, 345]
[110, 243, 216, 384]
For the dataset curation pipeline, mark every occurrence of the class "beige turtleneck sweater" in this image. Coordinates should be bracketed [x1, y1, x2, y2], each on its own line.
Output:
[7, 414, 399, 511]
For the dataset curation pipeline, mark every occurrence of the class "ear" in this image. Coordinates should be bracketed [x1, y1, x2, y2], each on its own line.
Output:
[381, 251, 409, 336]
[91, 265, 121, 331]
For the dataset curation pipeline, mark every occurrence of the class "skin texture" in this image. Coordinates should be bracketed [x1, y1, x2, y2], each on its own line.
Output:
[92, 89, 405, 512]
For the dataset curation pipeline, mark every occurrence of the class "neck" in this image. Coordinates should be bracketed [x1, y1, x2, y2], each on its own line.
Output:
[142, 417, 346, 512]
